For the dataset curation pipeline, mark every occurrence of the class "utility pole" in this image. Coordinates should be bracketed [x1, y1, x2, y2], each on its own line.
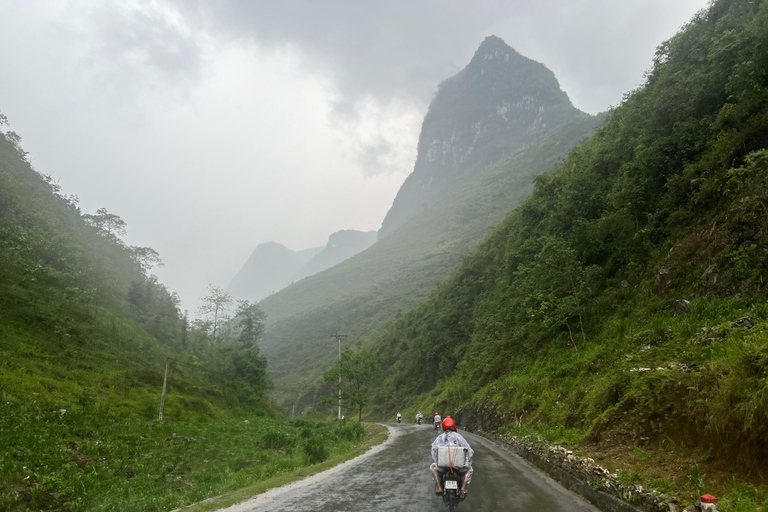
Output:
[159, 358, 169, 423]
[331, 334, 347, 420]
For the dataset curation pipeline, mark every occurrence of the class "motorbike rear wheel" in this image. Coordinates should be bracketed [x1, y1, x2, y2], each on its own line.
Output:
[444, 490, 458, 511]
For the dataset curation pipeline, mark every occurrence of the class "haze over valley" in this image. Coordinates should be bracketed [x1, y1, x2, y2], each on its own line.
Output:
[0, 0, 707, 312]
[10, 1, 768, 511]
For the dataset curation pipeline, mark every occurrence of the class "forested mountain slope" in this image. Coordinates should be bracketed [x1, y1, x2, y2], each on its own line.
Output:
[0, 122, 271, 416]
[372, 0, 768, 483]
[0, 120, 369, 512]
[258, 37, 601, 399]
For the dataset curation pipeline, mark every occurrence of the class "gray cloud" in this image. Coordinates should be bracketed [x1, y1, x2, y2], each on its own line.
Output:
[172, 0, 706, 110]
[46, 1, 203, 104]
[169, 0, 709, 174]
[0, 0, 710, 310]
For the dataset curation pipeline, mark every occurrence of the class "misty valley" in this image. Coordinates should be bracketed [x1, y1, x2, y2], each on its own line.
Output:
[4, 0, 768, 511]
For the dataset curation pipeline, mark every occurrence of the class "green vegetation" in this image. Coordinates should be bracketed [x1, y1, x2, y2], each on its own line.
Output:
[176, 423, 388, 512]
[257, 37, 602, 406]
[321, 343, 380, 424]
[0, 117, 383, 510]
[369, 0, 768, 497]
[1, 401, 369, 512]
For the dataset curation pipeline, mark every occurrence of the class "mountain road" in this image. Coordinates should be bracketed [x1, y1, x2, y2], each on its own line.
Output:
[217, 423, 599, 512]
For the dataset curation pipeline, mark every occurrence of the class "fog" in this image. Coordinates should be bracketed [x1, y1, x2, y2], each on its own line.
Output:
[0, 0, 708, 311]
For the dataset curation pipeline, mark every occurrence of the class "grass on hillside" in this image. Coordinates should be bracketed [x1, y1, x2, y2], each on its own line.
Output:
[176, 422, 388, 512]
[1, 401, 376, 512]
[404, 294, 768, 510]
[0, 292, 377, 512]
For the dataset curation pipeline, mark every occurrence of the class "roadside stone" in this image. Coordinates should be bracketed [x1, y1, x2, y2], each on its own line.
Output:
[166, 433, 196, 445]
[697, 326, 726, 345]
[673, 299, 691, 315]
[491, 433, 671, 512]
[732, 316, 756, 331]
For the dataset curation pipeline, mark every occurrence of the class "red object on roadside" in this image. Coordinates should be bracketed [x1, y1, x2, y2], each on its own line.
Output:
[701, 494, 719, 504]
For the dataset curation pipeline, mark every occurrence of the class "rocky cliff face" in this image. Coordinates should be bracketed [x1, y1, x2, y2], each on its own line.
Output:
[379, 35, 587, 238]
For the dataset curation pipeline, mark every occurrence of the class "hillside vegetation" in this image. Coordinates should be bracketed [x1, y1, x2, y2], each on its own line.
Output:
[0, 120, 370, 511]
[372, 0, 768, 504]
[257, 37, 602, 403]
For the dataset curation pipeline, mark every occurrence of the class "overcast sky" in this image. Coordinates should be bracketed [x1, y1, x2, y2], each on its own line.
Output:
[0, 0, 708, 312]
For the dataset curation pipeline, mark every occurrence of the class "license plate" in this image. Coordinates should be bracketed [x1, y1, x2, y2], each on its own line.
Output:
[445, 480, 458, 490]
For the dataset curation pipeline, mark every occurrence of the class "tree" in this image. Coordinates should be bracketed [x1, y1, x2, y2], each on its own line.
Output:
[83, 208, 127, 240]
[321, 342, 380, 424]
[197, 284, 233, 342]
[181, 310, 189, 349]
[130, 246, 164, 274]
[514, 237, 600, 350]
[235, 300, 267, 346]
[230, 342, 271, 398]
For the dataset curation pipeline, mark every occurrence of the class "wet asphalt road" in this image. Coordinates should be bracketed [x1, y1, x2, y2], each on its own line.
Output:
[222, 423, 599, 512]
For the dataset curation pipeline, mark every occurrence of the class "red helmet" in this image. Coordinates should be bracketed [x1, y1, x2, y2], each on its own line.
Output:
[442, 416, 456, 431]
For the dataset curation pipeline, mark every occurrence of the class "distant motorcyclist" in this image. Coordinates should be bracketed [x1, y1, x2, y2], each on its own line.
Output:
[431, 416, 473, 498]
[433, 412, 442, 430]
[416, 411, 424, 424]
[396, 412, 402, 423]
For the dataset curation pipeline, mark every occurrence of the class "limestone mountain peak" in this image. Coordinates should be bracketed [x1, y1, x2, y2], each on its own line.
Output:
[378, 36, 587, 238]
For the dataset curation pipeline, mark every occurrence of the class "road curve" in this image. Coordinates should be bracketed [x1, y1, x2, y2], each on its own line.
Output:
[217, 423, 599, 512]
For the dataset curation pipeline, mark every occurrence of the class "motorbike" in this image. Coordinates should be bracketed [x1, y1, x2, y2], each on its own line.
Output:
[439, 468, 465, 511]
[434, 421, 441, 430]
[397, 417, 402, 424]
[417, 417, 423, 425]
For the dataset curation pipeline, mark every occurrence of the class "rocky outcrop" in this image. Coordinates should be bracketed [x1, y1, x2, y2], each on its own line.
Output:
[378, 35, 591, 238]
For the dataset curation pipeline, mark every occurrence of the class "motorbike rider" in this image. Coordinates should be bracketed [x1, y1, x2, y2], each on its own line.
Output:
[431, 416, 473, 498]
[396, 412, 402, 423]
[433, 412, 442, 430]
[416, 411, 424, 424]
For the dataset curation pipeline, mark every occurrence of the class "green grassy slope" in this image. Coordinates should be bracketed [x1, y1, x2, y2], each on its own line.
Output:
[371, 0, 768, 498]
[0, 124, 371, 511]
[257, 38, 602, 402]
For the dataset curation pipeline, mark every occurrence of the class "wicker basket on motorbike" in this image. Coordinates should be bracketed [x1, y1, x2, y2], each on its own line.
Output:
[436, 446, 470, 469]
